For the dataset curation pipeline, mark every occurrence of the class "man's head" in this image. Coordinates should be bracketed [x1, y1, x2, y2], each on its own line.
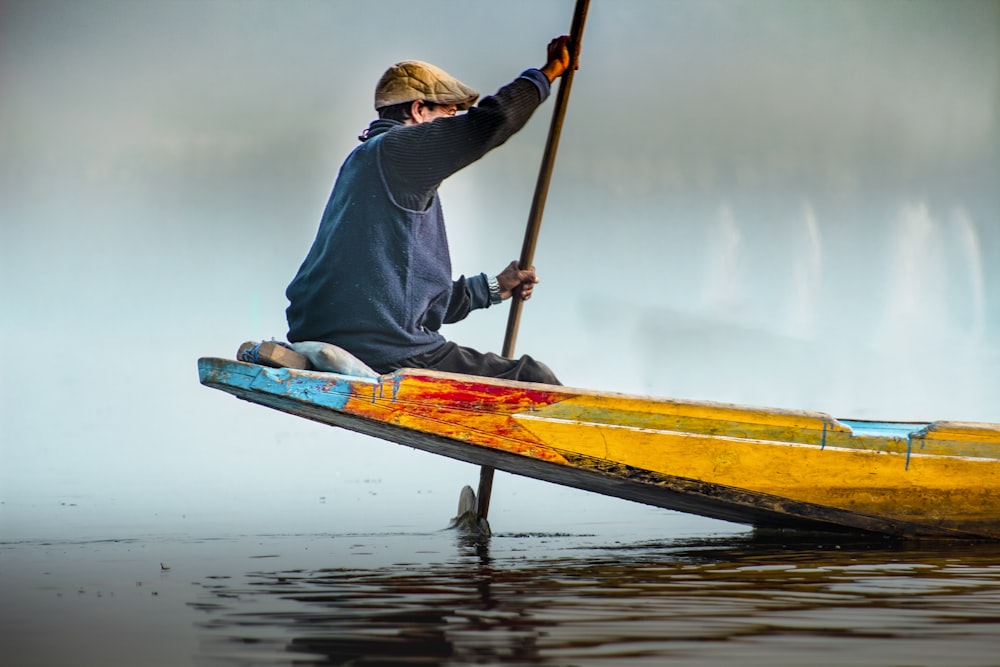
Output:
[375, 60, 478, 124]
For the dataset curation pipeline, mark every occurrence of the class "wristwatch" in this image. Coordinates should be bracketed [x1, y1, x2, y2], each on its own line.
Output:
[488, 275, 502, 305]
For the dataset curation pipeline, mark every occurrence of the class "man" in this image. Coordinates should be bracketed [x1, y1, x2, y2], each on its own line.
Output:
[285, 36, 574, 384]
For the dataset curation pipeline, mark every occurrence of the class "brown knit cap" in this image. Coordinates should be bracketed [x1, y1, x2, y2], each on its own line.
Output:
[374, 60, 479, 110]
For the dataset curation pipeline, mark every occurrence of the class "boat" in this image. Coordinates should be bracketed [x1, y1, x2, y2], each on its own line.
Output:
[197, 355, 1000, 540]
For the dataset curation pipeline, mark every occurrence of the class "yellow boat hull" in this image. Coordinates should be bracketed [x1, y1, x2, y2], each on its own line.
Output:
[198, 358, 1000, 540]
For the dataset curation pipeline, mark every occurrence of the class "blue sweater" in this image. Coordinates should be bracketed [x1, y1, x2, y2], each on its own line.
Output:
[285, 69, 551, 370]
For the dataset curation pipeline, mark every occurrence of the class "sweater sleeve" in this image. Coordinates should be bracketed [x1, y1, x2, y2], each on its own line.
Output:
[443, 273, 493, 324]
[379, 70, 552, 209]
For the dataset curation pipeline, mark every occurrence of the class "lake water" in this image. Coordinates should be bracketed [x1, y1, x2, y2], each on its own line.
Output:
[3, 520, 1000, 667]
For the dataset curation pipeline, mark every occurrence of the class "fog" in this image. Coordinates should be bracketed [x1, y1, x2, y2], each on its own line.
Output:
[2, 0, 997, 539]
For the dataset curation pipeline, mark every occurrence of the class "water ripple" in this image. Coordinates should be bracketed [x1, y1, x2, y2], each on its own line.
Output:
[191, 534, 1000, 666]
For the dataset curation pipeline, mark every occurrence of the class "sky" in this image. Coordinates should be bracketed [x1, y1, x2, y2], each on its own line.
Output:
[1, 0, 998, 539]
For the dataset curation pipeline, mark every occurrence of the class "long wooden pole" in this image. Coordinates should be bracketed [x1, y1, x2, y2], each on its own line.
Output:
[476, 0, 590, 522]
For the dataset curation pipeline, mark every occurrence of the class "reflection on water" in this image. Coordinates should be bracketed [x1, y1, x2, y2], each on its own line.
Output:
[192, 533, 1000, 666]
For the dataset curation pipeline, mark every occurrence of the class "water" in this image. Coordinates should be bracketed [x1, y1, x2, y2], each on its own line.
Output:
[4, 529, 1000, 666]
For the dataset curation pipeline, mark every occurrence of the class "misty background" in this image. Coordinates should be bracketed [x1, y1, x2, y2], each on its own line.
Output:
[2, 0, 998, 539]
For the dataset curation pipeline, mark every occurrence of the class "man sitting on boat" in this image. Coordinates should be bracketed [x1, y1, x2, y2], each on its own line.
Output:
[285, 37, 574, 385]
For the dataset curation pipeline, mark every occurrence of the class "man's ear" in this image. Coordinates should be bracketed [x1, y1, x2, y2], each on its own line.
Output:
[408, 99, 423, 124]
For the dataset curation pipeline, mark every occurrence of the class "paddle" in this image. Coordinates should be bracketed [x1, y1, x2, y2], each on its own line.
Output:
[476, 0, 590, 522]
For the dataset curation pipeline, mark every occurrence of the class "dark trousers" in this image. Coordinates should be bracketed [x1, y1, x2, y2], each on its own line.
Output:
[383, 341, 561, 385]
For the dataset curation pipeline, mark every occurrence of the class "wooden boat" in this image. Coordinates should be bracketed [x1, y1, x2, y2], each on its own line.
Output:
[198, 356, 1000, 540]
